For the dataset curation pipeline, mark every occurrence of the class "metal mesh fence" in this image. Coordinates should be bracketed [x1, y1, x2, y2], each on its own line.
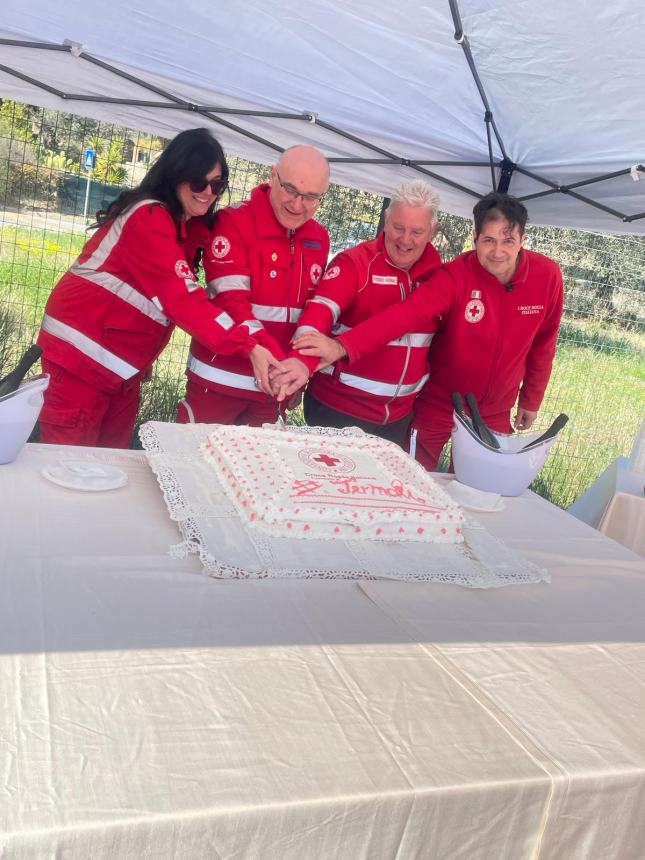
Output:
[1, 100, 643, 508]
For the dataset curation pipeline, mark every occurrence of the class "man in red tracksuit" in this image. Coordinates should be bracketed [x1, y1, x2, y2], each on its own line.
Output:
[287, 192, 564, 470]
[177, 145, 330, 425]
[281, 180, 442, 445]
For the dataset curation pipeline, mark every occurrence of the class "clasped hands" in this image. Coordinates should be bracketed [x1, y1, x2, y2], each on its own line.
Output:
[251, 332, 345, 402]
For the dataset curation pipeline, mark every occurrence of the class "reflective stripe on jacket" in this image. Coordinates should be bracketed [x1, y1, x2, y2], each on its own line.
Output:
[291, 233, 440, 424]
[38, 200, 255, 392]
[187, 183, 329, 399]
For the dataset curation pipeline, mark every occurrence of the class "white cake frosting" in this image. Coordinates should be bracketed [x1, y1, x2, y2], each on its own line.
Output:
[201, 425, 464, 543]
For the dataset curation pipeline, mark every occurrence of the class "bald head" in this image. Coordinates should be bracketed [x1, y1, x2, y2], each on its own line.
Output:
[269, 145, 329, 229]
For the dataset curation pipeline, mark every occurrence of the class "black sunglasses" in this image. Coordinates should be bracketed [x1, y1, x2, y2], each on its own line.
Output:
[188, 177, 229, 196]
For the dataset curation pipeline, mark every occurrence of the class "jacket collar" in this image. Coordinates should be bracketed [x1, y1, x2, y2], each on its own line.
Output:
[376, 232, 440, 279]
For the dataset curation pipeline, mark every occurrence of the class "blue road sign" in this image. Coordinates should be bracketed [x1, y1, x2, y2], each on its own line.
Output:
[83, 147, 96, 170]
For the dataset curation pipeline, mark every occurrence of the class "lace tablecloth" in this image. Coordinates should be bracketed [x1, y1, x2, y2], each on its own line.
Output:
[140, 422, 549, 588]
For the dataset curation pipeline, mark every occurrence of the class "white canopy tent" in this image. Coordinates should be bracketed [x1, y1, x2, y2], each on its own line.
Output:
[1, 0, 644, 233]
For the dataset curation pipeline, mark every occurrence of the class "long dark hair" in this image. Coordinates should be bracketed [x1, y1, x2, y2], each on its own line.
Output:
[95, 128, 229, 235]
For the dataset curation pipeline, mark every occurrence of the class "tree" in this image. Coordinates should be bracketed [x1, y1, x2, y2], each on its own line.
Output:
[86, 133, 128, 185]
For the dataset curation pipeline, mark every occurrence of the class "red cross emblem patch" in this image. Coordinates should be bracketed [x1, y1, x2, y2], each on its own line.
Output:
[465, 298, 485, 323]
[211, 235, 231, 259]
[310, 263, 322, 284]
[174, 259, 193, 279]
[322, 265, 340, 281]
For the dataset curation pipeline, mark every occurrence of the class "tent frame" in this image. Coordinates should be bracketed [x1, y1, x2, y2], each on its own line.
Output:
[1, 15, 644, 226]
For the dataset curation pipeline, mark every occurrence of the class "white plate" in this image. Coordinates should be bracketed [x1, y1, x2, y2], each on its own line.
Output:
[41, 460, 128, 492]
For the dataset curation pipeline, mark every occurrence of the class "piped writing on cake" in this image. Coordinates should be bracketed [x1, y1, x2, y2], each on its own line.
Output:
[201, 425, 464, 543]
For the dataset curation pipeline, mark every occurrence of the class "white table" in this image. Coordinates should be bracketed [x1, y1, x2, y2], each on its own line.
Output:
[2, 443, 645, 859]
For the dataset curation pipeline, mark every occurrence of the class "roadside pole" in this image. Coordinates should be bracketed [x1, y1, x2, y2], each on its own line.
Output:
[82, 147, 96, 222]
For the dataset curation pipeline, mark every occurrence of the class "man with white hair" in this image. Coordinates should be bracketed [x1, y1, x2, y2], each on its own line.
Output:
[290, 192, 564, 470]
[272, 180, 441, 444]
[177, 144, 330, 426]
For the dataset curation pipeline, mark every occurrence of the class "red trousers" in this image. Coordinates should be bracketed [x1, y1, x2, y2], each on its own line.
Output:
[39, 359, 142, 448]
[409, 399, 513, 471]
[177, 380, 280, 426]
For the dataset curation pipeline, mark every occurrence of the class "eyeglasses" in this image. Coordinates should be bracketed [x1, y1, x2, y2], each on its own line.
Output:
[188, 177, 229, 196]
[275, 170, 325, 205]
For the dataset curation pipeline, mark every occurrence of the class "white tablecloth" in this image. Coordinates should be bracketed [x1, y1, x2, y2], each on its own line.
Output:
[2, 442, 645, 859]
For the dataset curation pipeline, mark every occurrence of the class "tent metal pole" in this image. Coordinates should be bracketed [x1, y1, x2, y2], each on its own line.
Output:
[186, 108, 312, 119]
[518, 165, 645, 198]
[414, 160, 496, 167]
[448, 0, 509, 162]
[329, 159, 497, 167]
[0, 38, 71, 51]
[558, 165, 644, 192]
[484, 110, 496, 189]
[497, 158, 516, 194]
[328, 158, 405, 164]
[200, 111, 284, 153]
[316, 119, 483, 197]
[411, 164, 481, 197]
[313, 119, 402, 161]
[79, 53, 188, 104]
[518, 186, 630, 221]
[557, 189, 633, 222]
[82, 53, 286, 152]
[0, 62, 67, 98]
[38, 97, 314, 120]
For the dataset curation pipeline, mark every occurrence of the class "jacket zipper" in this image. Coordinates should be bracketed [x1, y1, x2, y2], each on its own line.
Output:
[289, 230, 295, 262]
[381, 268, 413, 424]
[289, 229, 301, 309]
[482, 283, 508, 404]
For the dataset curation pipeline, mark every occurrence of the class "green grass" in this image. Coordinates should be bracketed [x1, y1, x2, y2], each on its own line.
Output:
[0, 224, 85, 330]
[530, 337, 644, 507]
[2, 222, 644, 510]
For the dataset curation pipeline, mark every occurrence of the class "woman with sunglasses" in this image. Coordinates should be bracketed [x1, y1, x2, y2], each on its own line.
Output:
[37, 127, 282, 447]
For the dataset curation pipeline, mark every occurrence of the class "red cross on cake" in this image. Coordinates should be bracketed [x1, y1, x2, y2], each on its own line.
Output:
[313, 453, 341, 467]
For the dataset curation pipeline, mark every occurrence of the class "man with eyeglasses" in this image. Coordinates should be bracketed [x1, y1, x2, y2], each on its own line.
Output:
[177, 144, 330, 426]
[268, 180, 442, 446]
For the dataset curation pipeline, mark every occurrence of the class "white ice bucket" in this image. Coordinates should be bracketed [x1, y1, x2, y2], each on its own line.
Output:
[0, 374, 50, 465]
[451, 412, 558, 496]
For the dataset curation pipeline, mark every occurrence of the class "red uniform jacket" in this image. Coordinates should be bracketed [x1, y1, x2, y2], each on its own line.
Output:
[187, 183, 330, 399]
[339, 248, 564, 418]
[290, 234, 441, 424]
[38, 200, 256, 392]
